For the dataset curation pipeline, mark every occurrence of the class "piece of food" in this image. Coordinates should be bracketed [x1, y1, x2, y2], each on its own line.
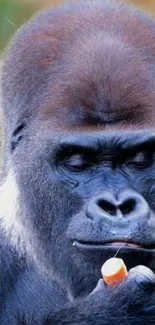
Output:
[101, 257, 128, 285]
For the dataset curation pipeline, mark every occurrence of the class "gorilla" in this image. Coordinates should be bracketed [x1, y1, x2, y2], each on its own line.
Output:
[1, 0, 155, 324]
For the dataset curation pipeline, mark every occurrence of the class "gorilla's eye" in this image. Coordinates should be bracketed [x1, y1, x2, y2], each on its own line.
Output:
[125, 152, 153, 169]
[64, 154, 91, 172]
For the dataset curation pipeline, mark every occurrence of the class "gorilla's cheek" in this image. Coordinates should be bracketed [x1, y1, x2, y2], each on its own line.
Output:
[12, 153, 82, 244]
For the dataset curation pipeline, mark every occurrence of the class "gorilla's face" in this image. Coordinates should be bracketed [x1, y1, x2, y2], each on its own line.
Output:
[13, 126, 155, 296]
[3, 1, 155, 297]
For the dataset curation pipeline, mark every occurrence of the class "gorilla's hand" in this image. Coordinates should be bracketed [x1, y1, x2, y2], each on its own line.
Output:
[93, 265, 155, 324]
[48, 266, 155, 325]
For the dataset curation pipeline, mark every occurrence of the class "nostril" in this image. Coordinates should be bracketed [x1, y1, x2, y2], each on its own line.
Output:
[119, 199, 135, 215]
[98, 199, 116, 216]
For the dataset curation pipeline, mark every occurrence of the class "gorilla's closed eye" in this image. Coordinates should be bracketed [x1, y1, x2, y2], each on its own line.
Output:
[124, 151, 154, 169]
[64, 154, 92, 172]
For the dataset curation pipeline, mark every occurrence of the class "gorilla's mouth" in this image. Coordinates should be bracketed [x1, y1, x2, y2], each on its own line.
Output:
[73, 240, 155, 251]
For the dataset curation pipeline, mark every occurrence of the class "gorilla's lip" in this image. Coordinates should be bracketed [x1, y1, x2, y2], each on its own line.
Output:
[73, 240, 155, 251]
[103, 241, 139, 248]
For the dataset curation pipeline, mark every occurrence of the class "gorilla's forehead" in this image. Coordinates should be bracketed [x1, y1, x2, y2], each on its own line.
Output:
[41, 34, 155, 127]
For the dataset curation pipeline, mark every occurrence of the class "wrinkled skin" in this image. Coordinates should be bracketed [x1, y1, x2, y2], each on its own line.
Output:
[1, 1, 155, 324]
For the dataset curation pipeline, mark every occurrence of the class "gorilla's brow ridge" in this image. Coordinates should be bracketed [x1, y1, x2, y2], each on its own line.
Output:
[56, 132, 155, 154]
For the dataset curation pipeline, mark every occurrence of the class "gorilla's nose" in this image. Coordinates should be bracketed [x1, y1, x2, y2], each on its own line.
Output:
[87, 190, 150, 220]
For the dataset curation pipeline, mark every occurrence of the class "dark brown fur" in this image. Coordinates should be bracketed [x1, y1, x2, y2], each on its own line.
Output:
[2, 0, 155, 138]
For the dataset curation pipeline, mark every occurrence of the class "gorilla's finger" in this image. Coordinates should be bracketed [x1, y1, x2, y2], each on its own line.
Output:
[90, 279, 106, 295]
[128, 265, 155, 291]
[115, 265, 155, 307]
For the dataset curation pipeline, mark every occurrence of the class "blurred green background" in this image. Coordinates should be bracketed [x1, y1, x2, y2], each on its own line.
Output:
[0, 0, 155, 53]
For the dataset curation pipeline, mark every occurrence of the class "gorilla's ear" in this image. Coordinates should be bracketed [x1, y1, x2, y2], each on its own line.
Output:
[11, 121, 26, 152]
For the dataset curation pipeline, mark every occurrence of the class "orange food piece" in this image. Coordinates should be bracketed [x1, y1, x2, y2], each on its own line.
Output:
[101, 257, 128, 286]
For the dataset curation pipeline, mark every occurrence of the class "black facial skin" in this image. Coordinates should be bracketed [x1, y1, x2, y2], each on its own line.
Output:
[2, 1, 155, 324]
[20, 131, 155, 261]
